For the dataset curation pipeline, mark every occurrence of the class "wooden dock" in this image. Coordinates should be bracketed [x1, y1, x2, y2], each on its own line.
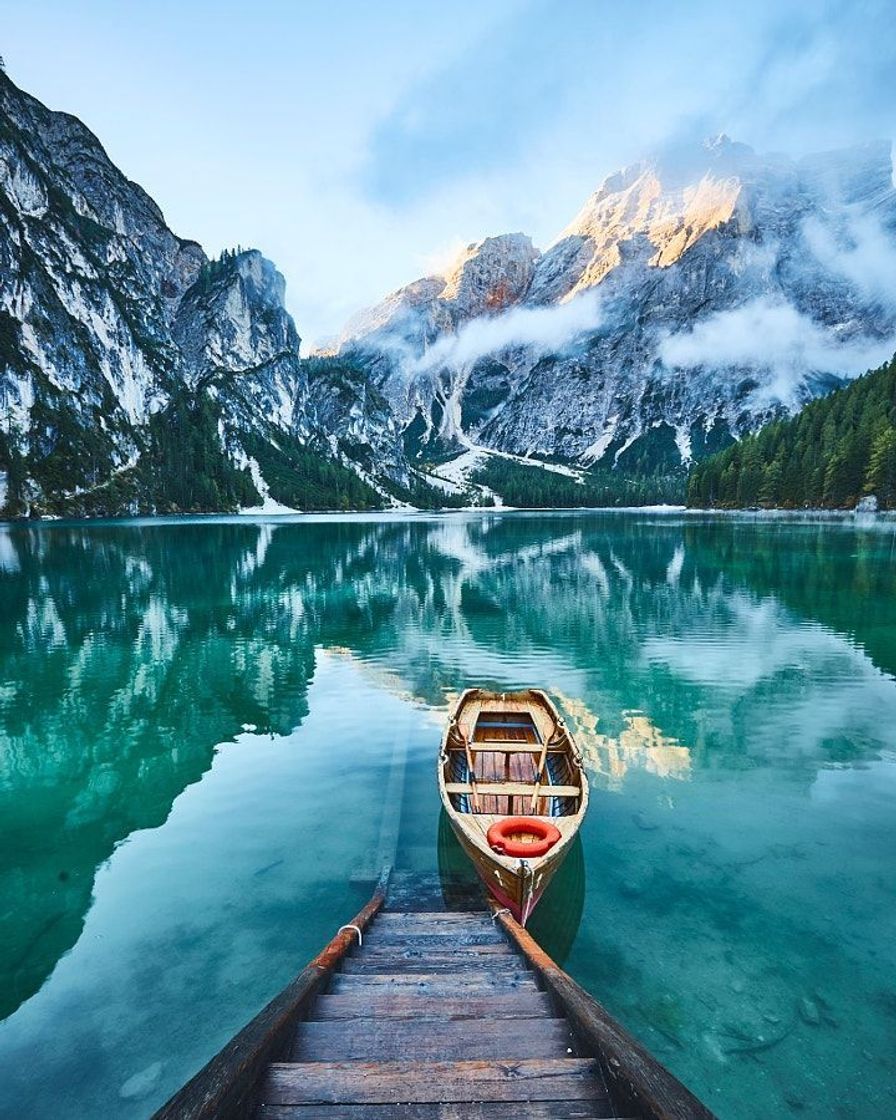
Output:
[152, 869, 716, 1120]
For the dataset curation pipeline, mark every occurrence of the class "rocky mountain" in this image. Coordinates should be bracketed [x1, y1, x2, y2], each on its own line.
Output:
[0, 69, 399, 516]
[336, 135, 896, 483]
[3, 62, 895, 515]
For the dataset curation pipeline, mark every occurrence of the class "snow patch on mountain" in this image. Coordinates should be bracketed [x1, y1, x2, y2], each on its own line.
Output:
[238, 457, 299, 515]
[0, 69, 406, 516]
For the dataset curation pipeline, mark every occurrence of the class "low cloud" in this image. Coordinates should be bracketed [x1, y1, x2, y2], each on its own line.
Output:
[803, 212, 896, 307]
[414, 290, 602, 373]
[658, 296, 896, 404]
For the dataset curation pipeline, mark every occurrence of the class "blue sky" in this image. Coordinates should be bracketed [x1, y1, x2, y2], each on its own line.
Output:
[2, 0, 895, 344]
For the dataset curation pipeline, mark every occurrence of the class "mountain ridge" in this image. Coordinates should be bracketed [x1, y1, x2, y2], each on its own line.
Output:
[2, 65, 895, 516]
[336, 134, 896, 484]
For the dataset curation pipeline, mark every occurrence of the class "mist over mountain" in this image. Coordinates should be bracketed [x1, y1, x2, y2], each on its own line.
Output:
[1, 65, 895, 515]
[336, 135, 896, 481]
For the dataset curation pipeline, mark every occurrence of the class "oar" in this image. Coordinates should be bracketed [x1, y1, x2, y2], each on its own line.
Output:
[460, 725, 482, 812]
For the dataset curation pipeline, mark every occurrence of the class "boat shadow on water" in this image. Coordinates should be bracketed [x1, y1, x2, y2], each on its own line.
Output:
[437, 807, 586, 966]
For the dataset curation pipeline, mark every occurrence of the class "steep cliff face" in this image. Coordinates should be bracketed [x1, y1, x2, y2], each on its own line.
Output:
[0, 70, 191, 505]
[338, 136, 896, 474]
[339, 233, 541, 348]
[172, 250, 301, 421]
[0, 71, 389, 515]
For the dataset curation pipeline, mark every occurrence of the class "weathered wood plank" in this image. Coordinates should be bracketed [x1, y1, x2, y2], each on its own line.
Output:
[331, 981, 539, 999]
[344, 955, 513, 971]
[262, 1058, 604, 1105]
[329, 973, 538, 993]
[444, 782, 580, 798]
[375, 912, 490, 923]
[311, 992, 556, 1021]
[363, 930, 505, 946]
[368, 919, 500, 933]
[383, 872, 483, 914]
[339, 957, 528, 975]
[371, 924, 497, 937]
[291, 1018, 575, 1062]
[357, 943, 511, 958]
[366, 921, 501, 934]
[468, 741, 543, 751]
[258, 1104, 614, 1120]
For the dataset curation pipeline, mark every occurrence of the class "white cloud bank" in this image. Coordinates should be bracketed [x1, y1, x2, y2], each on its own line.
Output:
[802, 213, 896, 306]
[658, 296, 896, 404]
[414, 290, 601, 373]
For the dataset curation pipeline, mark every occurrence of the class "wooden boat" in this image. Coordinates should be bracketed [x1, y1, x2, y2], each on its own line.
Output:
[438, 687, 589, 925]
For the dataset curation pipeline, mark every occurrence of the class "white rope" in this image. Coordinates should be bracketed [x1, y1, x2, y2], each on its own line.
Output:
[338, 923, 363, 946]
[491, 908, 511, 922]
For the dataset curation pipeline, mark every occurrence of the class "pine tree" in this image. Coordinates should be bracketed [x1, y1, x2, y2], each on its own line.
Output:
[758, 458, 783, 506]
[865, 427, 896, 504]
[687, 353, 896, 509]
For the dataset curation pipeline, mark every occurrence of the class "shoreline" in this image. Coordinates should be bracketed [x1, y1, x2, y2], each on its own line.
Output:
[3, 503, 896, 529]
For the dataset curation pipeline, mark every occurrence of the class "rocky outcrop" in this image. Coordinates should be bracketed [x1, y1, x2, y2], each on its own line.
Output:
[335, 234, 541, 456]
[339, 233, 540, 351]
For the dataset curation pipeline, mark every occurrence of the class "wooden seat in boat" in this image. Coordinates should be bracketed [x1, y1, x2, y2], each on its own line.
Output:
[465, 741, 565, 752]
[444, 781, 581, 799]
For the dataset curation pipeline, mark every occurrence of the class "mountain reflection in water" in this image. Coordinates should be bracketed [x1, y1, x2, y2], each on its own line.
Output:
[0, 511, 894, 1120]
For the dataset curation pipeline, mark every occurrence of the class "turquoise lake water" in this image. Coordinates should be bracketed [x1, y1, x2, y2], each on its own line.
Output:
[0, 511, 894, 1118]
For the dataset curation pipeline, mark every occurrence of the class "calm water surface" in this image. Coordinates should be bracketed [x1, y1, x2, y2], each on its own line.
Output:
[0, 512, 895, 1119]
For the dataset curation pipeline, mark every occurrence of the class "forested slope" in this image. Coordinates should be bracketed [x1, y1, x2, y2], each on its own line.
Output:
[471, 457, 684, 507]
[687, 355, 896, 509]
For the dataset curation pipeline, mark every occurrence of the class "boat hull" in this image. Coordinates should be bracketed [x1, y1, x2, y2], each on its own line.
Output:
[446, 812, 567, 925]
[480, 868, 547, 926]
[438, 687, 588, 927]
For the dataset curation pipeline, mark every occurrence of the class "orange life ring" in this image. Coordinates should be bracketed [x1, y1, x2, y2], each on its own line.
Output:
[487, 816, 561, 858]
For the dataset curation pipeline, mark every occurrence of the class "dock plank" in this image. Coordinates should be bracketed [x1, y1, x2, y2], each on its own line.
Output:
[258, 1105, 614, 1119]
[329, 972, 538, 993]
[262, 1058, 605, 1104]
[292, 1018, 575, 1062]
[357, 943, 512, 957]
[383, 872, 483, 913]
[311, 992, 556, 1021]
[339, 957, 529, 975]
[376, 912, 488, 921]
[363, 930, 505, 946]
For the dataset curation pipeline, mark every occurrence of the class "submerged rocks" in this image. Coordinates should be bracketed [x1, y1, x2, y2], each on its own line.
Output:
[632, 811, 659, 831]
[619, 874, 649, 898]
[119, 1061, 163, 1100]
[798, 996, 821, 1026]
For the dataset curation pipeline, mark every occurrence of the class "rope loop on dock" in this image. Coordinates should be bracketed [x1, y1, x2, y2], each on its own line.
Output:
[337, 923, 363, 946]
